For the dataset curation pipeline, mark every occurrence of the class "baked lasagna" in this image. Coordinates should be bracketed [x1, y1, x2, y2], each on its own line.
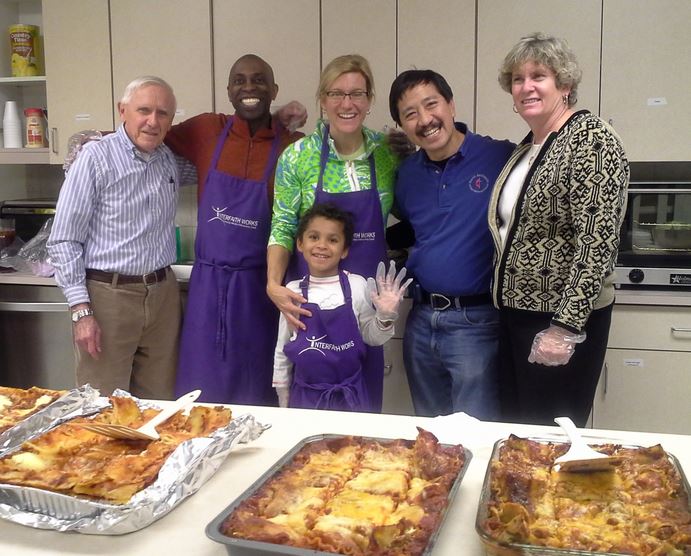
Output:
[222, 428, 466, 556]
[0, 386, 66, 434]
[0, 395, 232, 503]
[479, 435, 691, 555]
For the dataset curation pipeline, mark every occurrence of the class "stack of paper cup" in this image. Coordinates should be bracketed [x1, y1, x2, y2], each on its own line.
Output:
[3, 100, 23, 148]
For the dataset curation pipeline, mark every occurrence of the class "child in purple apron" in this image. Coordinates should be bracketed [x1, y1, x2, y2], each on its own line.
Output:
[273, 203, 411, 411]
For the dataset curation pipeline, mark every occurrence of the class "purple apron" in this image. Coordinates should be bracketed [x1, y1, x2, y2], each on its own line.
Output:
[284, 272, 368, 411]
[286, 125, 387, 411]
[175, 117, 281, 405]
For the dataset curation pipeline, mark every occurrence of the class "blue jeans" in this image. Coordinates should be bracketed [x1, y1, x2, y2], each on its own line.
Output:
[403, 303, 500, 420]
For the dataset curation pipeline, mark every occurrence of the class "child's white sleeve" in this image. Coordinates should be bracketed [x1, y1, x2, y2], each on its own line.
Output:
[272, 281, 300, 387]
[349, 273, 395, 346]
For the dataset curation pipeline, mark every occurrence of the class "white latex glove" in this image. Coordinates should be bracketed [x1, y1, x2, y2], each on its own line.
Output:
[528, 325, 586, 366]
[63, 130, 102, 174]
[276, 386, 290, 408]
[367, 261, 413, 323]
[274, 100, 308, 133]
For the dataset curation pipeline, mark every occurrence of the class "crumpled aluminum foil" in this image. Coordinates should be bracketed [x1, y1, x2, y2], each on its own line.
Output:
[0, 391, 269, 534]
[0, 384, 105, 458]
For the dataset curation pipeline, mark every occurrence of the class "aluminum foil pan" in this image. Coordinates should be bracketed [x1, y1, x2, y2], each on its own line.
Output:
[0, 394, 269, 535]
[0, 384, 105, 458]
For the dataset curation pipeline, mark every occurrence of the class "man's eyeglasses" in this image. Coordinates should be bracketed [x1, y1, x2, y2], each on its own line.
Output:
[324, 90, 369, 102]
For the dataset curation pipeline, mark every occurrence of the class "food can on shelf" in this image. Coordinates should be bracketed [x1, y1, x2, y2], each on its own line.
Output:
[23, 108, 47, 148]
[9, 24, 40, 77]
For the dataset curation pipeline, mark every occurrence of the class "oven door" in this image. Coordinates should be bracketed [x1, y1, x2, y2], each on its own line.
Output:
[617, 183, 691, 286]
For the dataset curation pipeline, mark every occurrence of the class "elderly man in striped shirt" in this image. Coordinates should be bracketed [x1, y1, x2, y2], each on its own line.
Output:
[48, 76, 181, 400]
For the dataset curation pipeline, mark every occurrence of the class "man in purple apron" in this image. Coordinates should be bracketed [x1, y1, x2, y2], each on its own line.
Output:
[175, 56, 302, 404]
[283, 125, 389, 411]
[283, 272, 369, 410]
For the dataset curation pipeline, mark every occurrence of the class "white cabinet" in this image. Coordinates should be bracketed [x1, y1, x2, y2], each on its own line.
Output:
[600, 0, 691, 161]
[397, 0, 475, 129]
[212, 0, 320, 132]
[475, 0, 602, 143]
[592, 304, 691, 434]
[42, 0, 113, 164]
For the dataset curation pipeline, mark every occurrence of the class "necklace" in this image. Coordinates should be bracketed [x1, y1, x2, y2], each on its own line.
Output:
[527, 143, 541, 166]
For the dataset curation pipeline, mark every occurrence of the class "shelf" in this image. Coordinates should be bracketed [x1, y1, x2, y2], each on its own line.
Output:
[0, 76, 46, 85]
[0, 147, 49, 164]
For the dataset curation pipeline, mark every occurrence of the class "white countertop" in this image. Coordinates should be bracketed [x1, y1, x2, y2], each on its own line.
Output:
[1, 405, 690, 555]
[0, 264, 194, 286]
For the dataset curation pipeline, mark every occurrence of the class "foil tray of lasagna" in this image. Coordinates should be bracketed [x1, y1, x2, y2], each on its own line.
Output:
[206, 428, 471, 556]
[475, 435, 691, 556]
[0, 392, 268, 535]
[0, 384, 104, 457]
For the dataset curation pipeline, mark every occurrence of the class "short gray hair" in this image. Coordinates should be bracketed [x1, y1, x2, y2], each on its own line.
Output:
[498, 32, 582, 107]
[119, 76, 177, 112]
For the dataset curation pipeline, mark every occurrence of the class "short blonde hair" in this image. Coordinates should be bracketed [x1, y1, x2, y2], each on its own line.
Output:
[498, 33, 582, 107]
[317, 54, 375, 103]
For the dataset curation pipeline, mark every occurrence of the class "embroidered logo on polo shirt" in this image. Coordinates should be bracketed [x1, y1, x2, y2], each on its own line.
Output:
[208, 206, 259, 229]
[298, 334, 356, 356]
[468, 174, 490, 193]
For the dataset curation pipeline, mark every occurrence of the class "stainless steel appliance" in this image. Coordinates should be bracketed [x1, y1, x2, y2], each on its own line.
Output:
[0, 197, 76, 390]
[616, 181, 691, 287]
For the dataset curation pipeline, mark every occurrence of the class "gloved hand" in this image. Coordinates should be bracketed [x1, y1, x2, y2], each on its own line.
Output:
[528, 325, 586, 366]
[63, 130, 102, 174]
[276, 386, 290, 408]
[384, 126, 416, 159]
[274, 100, 308, 133]
[367, 261, 413, 324]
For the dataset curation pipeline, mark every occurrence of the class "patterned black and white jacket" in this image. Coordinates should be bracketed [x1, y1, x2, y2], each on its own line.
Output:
[488, 110, 629, 333]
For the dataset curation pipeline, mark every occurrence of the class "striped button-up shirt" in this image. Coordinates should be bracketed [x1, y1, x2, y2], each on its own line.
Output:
[48, 125, 180, 306]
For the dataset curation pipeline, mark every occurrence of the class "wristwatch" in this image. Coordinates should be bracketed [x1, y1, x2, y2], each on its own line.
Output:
[71, 308, 94, 323]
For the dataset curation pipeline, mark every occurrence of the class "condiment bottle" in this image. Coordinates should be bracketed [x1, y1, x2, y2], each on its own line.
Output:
[24, 107, 47, 148]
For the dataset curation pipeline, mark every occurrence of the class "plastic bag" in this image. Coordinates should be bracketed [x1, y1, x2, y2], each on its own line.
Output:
[0, 218, 55, 276]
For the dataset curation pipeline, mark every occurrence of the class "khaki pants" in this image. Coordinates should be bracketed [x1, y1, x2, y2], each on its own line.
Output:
[75, 268, 181, 400]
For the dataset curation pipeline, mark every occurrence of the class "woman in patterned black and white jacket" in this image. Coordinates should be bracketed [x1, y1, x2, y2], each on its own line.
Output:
[488, 32, 629, 427]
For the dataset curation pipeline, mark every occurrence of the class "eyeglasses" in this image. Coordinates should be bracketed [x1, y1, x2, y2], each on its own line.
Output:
[324, 90, 369, 102]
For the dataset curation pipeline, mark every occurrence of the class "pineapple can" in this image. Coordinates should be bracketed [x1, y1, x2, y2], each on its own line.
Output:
[9, 24, 40, 77]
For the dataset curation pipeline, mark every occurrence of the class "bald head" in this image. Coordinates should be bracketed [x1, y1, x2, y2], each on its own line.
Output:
[227, 54, 279, 135]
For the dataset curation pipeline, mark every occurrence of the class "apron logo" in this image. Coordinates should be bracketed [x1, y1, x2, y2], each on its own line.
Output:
[352, 231, 376, 241]
[468, 174, 490, 193]
[208, 206, 259, 229]
[298, 334, 355, 356]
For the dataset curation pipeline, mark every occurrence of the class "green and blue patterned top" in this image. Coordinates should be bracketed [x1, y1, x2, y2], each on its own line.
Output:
[269, 120, 398, 251]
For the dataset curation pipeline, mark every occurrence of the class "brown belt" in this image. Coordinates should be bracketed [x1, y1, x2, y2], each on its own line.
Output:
[85, 267, 169, 286]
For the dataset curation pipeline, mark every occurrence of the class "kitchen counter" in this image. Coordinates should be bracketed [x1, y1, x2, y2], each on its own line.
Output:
[1, 405, 690, 555]
[0, 264, 194, 286]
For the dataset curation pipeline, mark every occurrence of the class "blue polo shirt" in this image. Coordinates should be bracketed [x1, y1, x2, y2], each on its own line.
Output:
[395, 123, 514, 296]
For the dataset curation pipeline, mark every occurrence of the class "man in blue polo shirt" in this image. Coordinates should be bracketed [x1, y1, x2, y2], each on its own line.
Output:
[388, 69, 514, 420]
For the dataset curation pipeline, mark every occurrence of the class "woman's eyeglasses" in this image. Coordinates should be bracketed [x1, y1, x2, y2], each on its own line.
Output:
[324, 90, 369, 102]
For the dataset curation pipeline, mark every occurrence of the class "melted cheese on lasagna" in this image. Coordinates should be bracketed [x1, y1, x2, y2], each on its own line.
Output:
[480, 435, 691, 555]
[223, 428, 465, 556]
[0, 395, 231, 503]
[0, 386, 65, 434]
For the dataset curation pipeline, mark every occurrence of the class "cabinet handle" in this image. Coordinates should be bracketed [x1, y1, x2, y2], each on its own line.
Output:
[603, 361, 608, 396]
[671, 327, 691, 333]
[384, 364, 393, 376]
[50, 128, 58, 155]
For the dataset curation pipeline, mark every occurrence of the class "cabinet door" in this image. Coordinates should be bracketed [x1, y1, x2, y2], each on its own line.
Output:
[42, 0, 113, 163]
[397, 0, 475, 129]
[592, 348, 691, 434]
[212, 0, 320, 133]
[476, 0, 601, 143]
[110, 0, 213, 125]
[321, 0, 396, 131]
[601, 0, 691, 161]
[383, 338, 415, 416]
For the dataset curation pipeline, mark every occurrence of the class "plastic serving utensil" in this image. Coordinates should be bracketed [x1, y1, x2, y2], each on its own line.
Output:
[553, 416, 623, 472]
[79, 390, 201, 441]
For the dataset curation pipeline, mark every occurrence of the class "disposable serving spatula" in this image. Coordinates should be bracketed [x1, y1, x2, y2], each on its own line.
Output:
[553, 416, 623, 472]
[78, 390, 201, 441]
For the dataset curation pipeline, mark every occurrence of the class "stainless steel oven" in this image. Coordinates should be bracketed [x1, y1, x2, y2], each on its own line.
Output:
[616, 181, 691, 287]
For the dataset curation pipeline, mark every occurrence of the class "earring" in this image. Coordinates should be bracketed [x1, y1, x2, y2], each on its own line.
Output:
[562, 94, 569, 105]
[512, 105, 518, 113]
[366, 109, 371, 115]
